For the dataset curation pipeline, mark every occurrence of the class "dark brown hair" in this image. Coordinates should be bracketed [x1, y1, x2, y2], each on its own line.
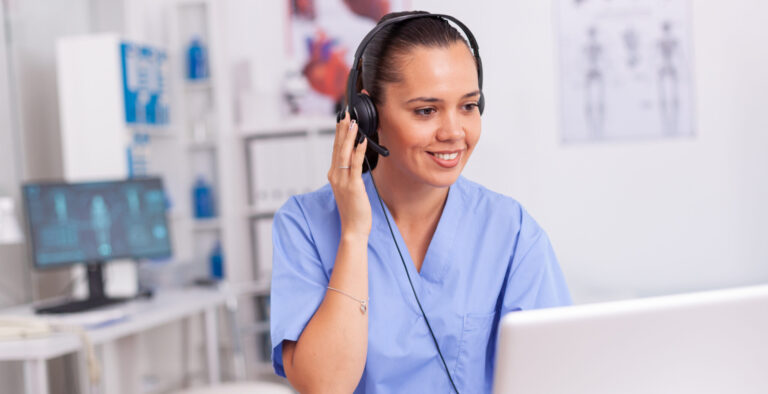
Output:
[355, 11, 477, 172]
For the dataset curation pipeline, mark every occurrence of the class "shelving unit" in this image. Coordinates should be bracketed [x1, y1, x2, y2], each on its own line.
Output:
[162, 0, 279, 382]
[162, 0, 244, 278]
[52, 0, 286, 390]
[152, 0, 339, 384]
[240, 115, 337, 137]
[236, 114, 338, 367]
[108, 0, 257, 388]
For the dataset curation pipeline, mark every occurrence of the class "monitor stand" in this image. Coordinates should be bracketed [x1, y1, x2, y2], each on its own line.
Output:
[35, 263, 132, 314]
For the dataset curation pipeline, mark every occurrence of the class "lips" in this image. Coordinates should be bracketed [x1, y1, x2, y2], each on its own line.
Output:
[427, 149, 463, 168]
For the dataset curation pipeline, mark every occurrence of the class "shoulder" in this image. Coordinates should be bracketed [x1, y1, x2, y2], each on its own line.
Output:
[454, 176, 529, 226]
[273, 184, 340, 252]
[273, 184, 341, 271]
[275, 183, 338, 222]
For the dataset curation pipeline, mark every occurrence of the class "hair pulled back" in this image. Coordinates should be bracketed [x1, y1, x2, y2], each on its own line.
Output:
[355, 10, 477, 172]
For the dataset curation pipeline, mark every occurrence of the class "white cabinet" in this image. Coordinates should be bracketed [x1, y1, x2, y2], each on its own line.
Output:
[239, 116, 336, 365]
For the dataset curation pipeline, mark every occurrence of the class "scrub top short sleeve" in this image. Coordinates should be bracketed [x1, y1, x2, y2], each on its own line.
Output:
[270, 196, 329, 378]
[501, 206, 572, 314]
[268, 176, 572, 392]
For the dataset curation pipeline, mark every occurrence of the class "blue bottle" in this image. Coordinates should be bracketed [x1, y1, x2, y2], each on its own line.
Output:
[210, 241, 224, 279]
[187, 37, 208, 80]
[193, 176, 215, 218]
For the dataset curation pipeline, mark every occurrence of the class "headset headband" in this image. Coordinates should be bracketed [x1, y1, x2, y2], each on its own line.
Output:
[345, 13, 483, 111]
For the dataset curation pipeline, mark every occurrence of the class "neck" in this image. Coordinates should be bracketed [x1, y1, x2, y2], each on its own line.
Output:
[370, 163, 449, 226]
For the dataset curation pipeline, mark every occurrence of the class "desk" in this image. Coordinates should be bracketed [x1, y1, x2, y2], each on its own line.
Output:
[0, 287, 226, 394]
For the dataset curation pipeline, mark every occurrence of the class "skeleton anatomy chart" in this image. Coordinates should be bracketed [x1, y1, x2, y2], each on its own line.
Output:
[556, 0, 695, 142]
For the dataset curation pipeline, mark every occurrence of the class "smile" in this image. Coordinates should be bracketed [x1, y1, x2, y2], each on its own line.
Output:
[427, 150, 463, 168]
[432, 152, 458, 160]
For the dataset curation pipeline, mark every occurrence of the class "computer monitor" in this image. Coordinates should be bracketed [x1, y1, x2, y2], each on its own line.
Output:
[22, 177, 172, 313]
[493, 285, 768, 394]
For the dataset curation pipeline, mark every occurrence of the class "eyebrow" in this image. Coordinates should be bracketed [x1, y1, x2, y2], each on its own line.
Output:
[404, 90, 481, 104]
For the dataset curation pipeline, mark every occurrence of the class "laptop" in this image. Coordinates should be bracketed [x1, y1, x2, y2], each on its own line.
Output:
[493, 285, 768, 394]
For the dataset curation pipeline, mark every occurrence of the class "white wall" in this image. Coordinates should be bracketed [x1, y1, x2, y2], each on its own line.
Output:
[410, 0, 768, 302]
[227, 0, 768, 303]
[2, 1, 765, 389]
[0, 0, 28, 309]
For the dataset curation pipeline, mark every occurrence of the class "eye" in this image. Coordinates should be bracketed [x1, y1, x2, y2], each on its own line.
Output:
[415, 107, 436, 116]
[463, 102, 479, 111]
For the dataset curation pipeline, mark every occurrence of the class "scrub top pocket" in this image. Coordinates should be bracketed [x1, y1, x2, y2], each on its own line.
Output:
[455, 311, 497, 394]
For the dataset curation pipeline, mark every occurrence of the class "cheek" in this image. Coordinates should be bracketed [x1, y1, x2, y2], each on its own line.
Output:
[386, 123, 432, 152]
[466, 122, 482, 151]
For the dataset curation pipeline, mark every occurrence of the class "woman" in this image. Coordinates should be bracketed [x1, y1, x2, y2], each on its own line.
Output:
[271, 11, 571, 393]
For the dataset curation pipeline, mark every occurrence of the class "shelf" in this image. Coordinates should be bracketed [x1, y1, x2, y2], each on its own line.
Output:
[220, 278, 270, 296]
[246, 206, 276, 219]
[141, 375, 184, 394]
[174, 0, 212, 7]
[187, 140, 218, 151]
[141, 129, 179, 139]
[168, 211, 186, 222]
[241, 321, 270, 335]
[192, 217, 220, 231]
[239, 115, 337, 138]
[184, 80, 212, 92]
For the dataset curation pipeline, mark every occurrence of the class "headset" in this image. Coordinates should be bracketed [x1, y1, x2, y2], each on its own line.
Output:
[337, 12, 485, 393]
[337, 12, 485, 157]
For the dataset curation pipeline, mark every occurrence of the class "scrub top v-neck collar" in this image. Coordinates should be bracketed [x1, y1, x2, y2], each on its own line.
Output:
[363, 171, 466, 288]
[270, 171, 574, 392]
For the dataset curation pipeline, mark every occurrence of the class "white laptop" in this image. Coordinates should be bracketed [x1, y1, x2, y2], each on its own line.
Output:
[493, 285, 768, 394]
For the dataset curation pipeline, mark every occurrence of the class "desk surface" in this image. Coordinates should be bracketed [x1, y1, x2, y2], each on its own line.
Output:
[0, 287, 226, 361]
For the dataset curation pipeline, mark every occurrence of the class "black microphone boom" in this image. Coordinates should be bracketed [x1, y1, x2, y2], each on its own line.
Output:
[366, 139, 389, 157]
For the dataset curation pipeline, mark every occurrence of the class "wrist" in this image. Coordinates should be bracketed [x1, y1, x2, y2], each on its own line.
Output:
[340, 231, 369, 244]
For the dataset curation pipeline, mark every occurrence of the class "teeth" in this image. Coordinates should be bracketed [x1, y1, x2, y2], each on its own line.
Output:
[434, 152, 458, 160]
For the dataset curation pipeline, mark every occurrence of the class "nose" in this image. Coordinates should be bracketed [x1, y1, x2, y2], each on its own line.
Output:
[436, 110, 465, 142]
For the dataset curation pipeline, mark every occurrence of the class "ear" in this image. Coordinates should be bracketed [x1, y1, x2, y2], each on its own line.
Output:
[359, 88, 378, 133]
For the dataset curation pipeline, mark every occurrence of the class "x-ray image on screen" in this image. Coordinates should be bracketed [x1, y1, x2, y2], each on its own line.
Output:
[23, 177, 172, 268]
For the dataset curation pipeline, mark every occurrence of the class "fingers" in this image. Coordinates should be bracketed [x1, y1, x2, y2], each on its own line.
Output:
[332, 111, 350, 168]
[337, 118, 359, 169]
[328, 112, 364, 181]
[350, 137, 368, 176]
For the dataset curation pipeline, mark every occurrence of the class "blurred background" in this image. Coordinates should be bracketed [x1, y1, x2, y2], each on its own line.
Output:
[0, 0, 766, 392]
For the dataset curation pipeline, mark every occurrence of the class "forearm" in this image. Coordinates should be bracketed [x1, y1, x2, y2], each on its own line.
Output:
[286, 234, 369, 392]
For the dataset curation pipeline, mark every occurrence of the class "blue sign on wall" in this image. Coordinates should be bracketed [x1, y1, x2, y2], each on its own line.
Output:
[120, 42, 169, 125]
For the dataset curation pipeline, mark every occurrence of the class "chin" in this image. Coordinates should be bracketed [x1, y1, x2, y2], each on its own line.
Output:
[412, 149, 470, 188]
[420, 168, 463, 189]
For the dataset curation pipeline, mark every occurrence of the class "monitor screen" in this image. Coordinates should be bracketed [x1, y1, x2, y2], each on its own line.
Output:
[22, 177, 172, 268]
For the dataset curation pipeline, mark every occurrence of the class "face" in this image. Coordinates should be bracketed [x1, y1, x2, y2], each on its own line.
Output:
[374, 42, 482, 189]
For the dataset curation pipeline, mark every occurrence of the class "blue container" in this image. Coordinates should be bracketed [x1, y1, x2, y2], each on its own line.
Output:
[210, 241, 224, 279]
[187, 37, 208, 80]
[193, 177, 215, 218]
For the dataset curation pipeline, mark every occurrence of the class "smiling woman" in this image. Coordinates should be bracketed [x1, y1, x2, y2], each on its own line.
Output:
[373, 42, 481, 187]
[270, 11, 572, 394]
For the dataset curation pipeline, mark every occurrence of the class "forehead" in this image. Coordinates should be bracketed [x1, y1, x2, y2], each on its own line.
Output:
[386, 43, 479, 99]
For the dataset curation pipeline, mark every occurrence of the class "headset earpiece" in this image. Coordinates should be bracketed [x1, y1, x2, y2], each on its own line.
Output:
[478, 91, 485, 115]
[351, 92, 389, 156]
[351, 92, 378, 139]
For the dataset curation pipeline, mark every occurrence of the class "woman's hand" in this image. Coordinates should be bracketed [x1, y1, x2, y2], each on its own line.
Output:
[328, 112, 371, 238]
[283, 113, 371, 392]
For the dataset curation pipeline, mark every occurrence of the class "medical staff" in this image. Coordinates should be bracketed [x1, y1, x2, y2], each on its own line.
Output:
[271, 10, 572, 393]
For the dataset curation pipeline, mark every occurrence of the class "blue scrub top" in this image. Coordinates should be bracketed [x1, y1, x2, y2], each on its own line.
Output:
[271, 172, 572, 393]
